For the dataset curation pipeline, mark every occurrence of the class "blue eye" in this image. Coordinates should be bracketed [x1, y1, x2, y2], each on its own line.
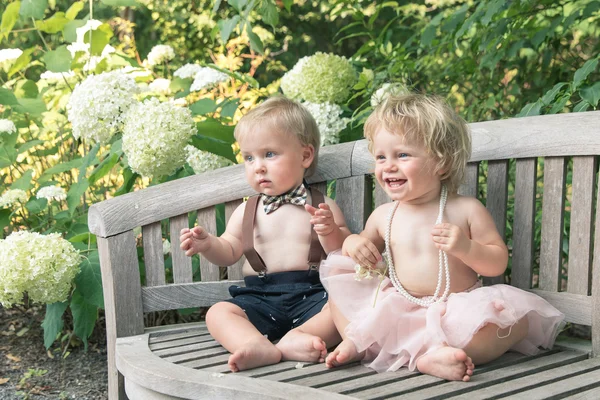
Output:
[266, 151, 275, 158]
[398, 153, 408, 158]
[244, 155, 253, 162]
[375, 155, 385, 161]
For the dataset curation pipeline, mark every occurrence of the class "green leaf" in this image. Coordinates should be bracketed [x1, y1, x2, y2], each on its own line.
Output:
[247, 29, 264, 54]
[70, 289, 98, 350]
[79, 143, 101, 181]
[15, 98, 46, 117]
[573, 101, 590, 113]
[39, 158, 84, 183]
[0, 147, 18, 168]
[212, 0, 223, 14]
[579, 81, 600, 107]
[481, 0, 505, 26]
[19, 0, 48, 20]
[26, 197, 47, 214]
[0, 88, 19, 106]
[14, 79, 39, 99]
[42, 45, 72, 72]
[0, 209, 11, 233]
[541, 83, 568, 105]
[208, 63, 259, 88]
[516, 101, 542, 118]
[11, 169, 34, 191]
[421, 24, 436, 47]
[63, 19, 86, 42]
[218, 15, 240, 44]
[35, 11, 69, 33]
[65, 1, 84, 20]
[228, 0, 248, 12]
[282, 0, 293, 12]
[83, 23, 114, 56]
[259, 0, 279, 28]
[8, 48, 35, 78]
[67, 180, 89, 215]
[100, 0, 138, 6]
[442, 4, 468, 33]
[220, 98, 239, 119]
[195, 118, 235, 143]
[189, 98, 217, 115]
[549, 95, 570, 114]
[1, 1, 21, 41]
[170, 77, 192, 93]
[88, 153, 119, 185]
[573, 58, 599, 89]
[18, 139, 43, 154]
[42, 302, 68, 349]
[191, 135, 236, 162]
[74, 250, 104, 309]
[114, 167, 138, 196]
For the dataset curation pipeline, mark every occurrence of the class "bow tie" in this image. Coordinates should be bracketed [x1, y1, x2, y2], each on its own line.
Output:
[262, 184, 307, 214]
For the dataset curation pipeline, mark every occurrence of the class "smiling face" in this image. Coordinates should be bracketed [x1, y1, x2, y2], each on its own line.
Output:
[238, 126, 314, 196]
[373, 127, 442, 204]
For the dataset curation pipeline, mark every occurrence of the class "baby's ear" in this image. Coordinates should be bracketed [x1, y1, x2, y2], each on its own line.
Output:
[301, 144, 315, 169]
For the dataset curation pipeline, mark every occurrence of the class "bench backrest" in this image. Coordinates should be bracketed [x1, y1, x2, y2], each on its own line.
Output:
[89, 111, 600, 356]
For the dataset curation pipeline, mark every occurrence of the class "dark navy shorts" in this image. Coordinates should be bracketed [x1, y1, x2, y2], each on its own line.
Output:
[225, 270, 327, 341]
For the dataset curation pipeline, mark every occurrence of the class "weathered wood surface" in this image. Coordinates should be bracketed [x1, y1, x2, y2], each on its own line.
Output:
[113, 323, 594, 400]
[141, 280, 244, 312]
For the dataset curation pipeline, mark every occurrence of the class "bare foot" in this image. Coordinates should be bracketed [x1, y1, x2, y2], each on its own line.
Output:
[276, 330, 327, 363]
[416, 346, 474, 382]
[228, 337, 282, 372]
[325, 338, 364, 368]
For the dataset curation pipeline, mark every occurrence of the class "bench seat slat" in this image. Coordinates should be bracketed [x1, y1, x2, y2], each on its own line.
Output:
[507, 364, 600, 399]
[149, 335, 215, 351]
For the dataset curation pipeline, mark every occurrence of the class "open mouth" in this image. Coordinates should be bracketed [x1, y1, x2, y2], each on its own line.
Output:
[385, 178, 406, 188]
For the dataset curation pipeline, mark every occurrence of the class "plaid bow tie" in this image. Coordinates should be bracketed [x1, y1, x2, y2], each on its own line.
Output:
[262, 184, 307, 214]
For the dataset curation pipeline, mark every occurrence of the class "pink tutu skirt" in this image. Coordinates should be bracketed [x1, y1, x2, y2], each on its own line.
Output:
[320, 252, 565, 373]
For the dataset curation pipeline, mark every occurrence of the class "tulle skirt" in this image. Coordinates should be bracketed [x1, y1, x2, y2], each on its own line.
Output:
[320, 252, 566, 373]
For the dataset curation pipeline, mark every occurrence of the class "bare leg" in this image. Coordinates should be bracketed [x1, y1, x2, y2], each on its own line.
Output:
[463, 317, 529, 365]
[325, 300, 365, 368]
[205, 302, 281, 372]
[276, 303, 340, 363]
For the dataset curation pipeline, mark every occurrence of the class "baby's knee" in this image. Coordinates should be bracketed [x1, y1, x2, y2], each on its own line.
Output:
[206, 301, 247, 325]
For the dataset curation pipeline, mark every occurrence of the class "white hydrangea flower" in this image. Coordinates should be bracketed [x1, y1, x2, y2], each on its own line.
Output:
[148, 78, 171, 94]
[40, 70, 76, 83]
[146, 45, 175, 66]
[75, 19, 103, 43]
[174, 63, 203, 79]
[0, 119, 16, 134]
[67, 70, 140, 143]
[280, 52, 357, 104]
[0, 231, 80, 307]
[36, 186, 67, 202]
[0, 49, 23, 68]
[162, 239, 171, 255]
[0, 189, 28, 208]
[185, 145, 233, 174]
[122, 97, 196, 178]
[302, 102, 350, 146]
[371, 83, 410, 107]
[189, 67, 229, 92]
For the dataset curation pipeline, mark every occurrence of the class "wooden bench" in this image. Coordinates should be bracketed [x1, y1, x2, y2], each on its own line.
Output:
[89, 111, 600, 399]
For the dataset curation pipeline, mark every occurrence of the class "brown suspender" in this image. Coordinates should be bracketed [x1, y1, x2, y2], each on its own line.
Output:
[242, 187, 326, 274]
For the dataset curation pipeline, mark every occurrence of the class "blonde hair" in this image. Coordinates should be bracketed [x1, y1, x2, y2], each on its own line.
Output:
[364, 93, 471, 193]
[234, 96, 320, 177]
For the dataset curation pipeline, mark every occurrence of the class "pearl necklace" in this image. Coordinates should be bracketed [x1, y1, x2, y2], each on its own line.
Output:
[385, 184, 450, 307]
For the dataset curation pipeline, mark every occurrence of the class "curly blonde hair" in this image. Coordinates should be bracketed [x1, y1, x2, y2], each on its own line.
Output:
[364, 93, 471, 193]
[234, 96, 320, 177]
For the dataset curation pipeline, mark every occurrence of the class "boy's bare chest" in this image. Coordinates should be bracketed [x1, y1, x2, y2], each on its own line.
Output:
[253, 205, 312, 243]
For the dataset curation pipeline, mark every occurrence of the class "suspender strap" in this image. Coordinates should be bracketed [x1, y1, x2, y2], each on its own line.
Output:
[242, 187, 326, 274]
[242, 195, 268, 273]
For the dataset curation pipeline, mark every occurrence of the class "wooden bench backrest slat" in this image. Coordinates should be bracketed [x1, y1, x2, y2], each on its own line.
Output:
[568, 156, 597, 295]
[336, 175, 372, 234]
[170, 214, 193, 283]
[458, 162, 479, 198]
[591, 177, 600, 356]
[197, 207, 219, 282]
[511, 158, 537, 290]
[225, 199, 245, 280]
[142, 221, 166, 287]
[141, 280, 244, 312]
[374, 184, 391, 208]
[539, 157, 567, 292]
[483, 160, 509, 286]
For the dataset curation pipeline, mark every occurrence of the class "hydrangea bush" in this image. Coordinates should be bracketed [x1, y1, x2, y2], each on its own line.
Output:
[302, 102, 350, 146]
[0, 231, 80, 307]
[185, 145, 234, 174]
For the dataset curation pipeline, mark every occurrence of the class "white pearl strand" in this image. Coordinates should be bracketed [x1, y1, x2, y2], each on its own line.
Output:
[385, 184, 450, 307]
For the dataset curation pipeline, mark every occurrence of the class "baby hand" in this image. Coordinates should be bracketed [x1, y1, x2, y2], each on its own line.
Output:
[305, 203, 336, 236]
[342, 234, 382, 268]
[179, 226, 211, 256]
[431, 223, 471, 257]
